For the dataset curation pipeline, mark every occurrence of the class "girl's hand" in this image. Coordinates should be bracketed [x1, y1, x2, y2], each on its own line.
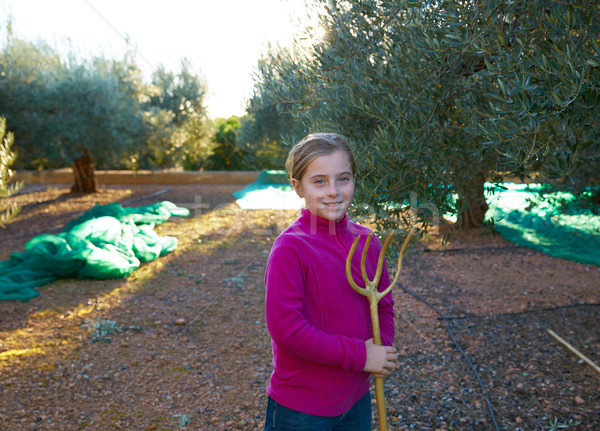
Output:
[363, 338, 398, 377]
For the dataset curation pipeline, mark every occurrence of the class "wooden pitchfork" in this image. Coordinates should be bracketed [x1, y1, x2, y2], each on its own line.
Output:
[345, 227, 414, 431]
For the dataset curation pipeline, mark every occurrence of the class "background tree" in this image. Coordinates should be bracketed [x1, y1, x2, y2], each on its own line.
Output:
[0, 116, 22, 226]
[46, 54, 147, 170]
[0, 37, 147, 169]
[238, 55, 305, 170]
[144, 60, 211, 170]
[0, 22, 61, 169]
[249, 0, 600, 232]
[0, 21, 211, 172]
[237, 106, 289, 170]
[205, 116, 253, 170]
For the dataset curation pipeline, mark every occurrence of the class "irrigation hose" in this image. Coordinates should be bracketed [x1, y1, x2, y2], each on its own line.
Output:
[397, 283, 502, 431]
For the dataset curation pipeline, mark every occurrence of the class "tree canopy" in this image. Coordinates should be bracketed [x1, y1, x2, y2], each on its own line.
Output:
[0, 21, 211, 171]
[249, 0, 600, 231]
[237, 102, 296, 170]
[205, 116, 255, 170]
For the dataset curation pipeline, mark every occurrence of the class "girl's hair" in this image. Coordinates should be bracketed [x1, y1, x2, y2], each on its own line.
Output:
[285, 133, 356, 181]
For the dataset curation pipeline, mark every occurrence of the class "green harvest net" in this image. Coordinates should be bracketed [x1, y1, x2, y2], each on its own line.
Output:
[0, 201, 189, 302]
[234, 174, 600, 267]
[483, 183, 600, 267]
[233, 170, 303, 210]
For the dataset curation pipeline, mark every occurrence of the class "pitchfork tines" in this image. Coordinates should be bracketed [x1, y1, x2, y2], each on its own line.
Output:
[345, 227, 414, 310]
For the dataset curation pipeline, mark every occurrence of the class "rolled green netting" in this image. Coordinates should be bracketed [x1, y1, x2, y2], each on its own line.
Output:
[0, 201, 189, 302]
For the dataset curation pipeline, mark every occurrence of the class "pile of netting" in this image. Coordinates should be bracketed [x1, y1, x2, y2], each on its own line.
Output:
[0, 201, 189, 301]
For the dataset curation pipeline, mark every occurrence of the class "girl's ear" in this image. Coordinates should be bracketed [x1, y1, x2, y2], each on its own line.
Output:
[291, 178, 304, 198]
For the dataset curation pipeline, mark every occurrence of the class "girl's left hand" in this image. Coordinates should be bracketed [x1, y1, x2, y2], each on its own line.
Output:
[363, 338, 398, 377]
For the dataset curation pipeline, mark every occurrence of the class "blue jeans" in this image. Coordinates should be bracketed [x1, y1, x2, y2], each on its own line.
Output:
[263, 391, 372, 431]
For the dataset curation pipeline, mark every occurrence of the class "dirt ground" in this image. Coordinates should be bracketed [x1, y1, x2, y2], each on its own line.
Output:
[0, 184, 599, 431]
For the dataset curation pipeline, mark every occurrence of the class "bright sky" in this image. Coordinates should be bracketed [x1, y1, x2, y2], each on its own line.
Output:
[0, 0, 315, 119]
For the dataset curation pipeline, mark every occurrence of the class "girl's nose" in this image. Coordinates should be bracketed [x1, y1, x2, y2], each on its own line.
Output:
[326, 182, 338, 197]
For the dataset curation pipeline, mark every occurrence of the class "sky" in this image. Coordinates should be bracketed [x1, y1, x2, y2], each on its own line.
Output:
[0, 0, 315, 118]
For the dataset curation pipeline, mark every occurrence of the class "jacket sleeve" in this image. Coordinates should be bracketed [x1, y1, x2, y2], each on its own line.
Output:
[265, 239, 367, 373]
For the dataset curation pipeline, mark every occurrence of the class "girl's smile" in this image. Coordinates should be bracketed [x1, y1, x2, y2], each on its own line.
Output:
[291, 150, 355, 222]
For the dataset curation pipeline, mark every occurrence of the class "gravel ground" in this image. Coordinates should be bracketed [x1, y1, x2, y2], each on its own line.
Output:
[0, 184, 598, 430]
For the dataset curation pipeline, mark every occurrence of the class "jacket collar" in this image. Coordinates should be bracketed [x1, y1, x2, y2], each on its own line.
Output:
[299, 207, 348, 235]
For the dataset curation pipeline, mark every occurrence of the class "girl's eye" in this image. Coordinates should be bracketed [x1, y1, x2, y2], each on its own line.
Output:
[339, 177, 350, 182]
[314, 179, 325, 184]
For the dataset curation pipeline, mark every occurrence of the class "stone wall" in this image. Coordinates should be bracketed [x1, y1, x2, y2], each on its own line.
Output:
[15, 169, 260, 185]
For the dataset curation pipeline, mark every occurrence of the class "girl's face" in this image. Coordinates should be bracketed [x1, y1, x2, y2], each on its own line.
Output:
[292, 150, 355, 222]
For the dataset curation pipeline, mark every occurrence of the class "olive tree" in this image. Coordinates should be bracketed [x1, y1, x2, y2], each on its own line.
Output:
[144, 60, 211, 169]
[0, 28, 147, 170]
[0, 22, 210, 172]
[249, 0, 600, 231]
[237, 104, 294, 170]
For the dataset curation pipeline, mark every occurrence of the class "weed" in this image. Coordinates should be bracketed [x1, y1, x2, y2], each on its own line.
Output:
[83, 318, 122, 343]
[542, 417, 581, 430]
[173, 413, 191, 427]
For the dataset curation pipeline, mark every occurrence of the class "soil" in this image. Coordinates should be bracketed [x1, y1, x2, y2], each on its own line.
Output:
[0, 184, 599, 431]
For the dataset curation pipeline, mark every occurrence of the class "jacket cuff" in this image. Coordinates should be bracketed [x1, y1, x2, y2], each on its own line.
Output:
[340, 337, 367, 373]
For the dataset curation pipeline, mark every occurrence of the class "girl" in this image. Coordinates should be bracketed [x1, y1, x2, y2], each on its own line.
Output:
[263, 133, 398, 430]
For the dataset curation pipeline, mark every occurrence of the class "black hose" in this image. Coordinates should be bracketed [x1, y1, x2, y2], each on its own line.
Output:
[397, 283, 502, 431]
[440, 301, 600, 321]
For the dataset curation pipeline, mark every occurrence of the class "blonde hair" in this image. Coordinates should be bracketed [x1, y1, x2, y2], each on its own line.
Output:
[285, 133, 356, 181]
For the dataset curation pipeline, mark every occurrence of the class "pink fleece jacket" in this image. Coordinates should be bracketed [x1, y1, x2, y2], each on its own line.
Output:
[264, 208, 395, 416]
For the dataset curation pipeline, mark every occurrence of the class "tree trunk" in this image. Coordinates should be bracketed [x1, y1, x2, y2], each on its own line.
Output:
[456, 174, 488, 230]
[71, 149, 97, 193]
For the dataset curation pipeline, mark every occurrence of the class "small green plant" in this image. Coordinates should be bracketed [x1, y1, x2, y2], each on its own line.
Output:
[542, 417, 582, 430]
[173, 413, 191, 427]
[84, 318, 122, 343]
[0, 116, 22, 227]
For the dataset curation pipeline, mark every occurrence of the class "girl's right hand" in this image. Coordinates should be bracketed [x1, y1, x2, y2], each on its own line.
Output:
[363, 338, 398, 377]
